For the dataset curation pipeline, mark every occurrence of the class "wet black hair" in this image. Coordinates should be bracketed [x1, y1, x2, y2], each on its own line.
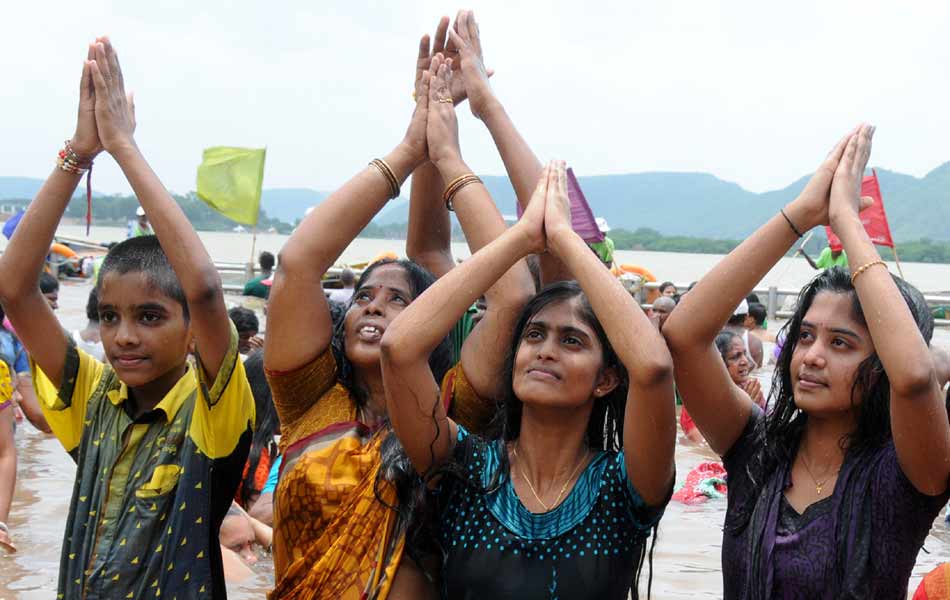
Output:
[746, 293, 761, 305]
[96, 235, 189, 320]
[259, 251, 275, 272]
[39, 272, 59, 294]
[732, 266, 934, 532]
[658, 281, 676, 295]
[748, 302, 767, 327]
[85, 288, 100, 323]
[494, 280, 628, 449]
[238, 350, 279, 507]
[329, 258, 453, 570]
[714, 329, 741, 360]
[228, 307, 259, 336]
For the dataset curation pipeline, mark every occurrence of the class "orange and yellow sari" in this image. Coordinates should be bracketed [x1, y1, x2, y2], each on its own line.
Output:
[266, 349, 490, 600]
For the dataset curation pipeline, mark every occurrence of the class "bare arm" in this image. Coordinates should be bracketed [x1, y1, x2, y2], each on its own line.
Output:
[545, 166, 674, 505]
[663, 129, 856, 456]
[449, 11, 570, 284]
[381, 164, 549, 476]
[829, 126, 949, 495]
[264, 73, 430, 372]
[406, 162, 455, 278]
[90, 39, 230, 380]
[0, 45, 102, 388]
[426, 54, 534, 399]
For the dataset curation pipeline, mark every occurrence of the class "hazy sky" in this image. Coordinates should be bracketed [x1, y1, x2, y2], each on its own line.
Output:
[5, 1, 950, 196]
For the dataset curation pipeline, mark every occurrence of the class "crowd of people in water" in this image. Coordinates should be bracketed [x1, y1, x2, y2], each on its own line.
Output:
[2, 10, 950, 600]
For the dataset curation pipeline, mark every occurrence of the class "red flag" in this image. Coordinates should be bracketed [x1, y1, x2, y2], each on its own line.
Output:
[824, 169, 895, 250]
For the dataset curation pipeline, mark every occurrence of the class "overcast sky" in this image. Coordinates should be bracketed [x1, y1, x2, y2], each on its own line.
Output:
[5, 1, 950, 196]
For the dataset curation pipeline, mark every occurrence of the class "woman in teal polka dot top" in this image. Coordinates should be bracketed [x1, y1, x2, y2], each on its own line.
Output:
[380, 162, 676, 599]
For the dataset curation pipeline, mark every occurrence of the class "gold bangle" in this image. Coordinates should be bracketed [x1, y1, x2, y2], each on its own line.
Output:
[443, 174, 480, 200]
[369, 159, 400, 199]
[442, 173, 481, 211]
[850, 260, 886, 285]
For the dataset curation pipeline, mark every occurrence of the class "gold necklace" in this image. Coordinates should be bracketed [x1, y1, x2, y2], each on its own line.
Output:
[799, 451, 840, 496]
[512, 445, 588, 512]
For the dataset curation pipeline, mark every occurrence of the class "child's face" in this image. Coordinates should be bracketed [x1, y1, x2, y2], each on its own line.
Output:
[97, 271, 192, 389]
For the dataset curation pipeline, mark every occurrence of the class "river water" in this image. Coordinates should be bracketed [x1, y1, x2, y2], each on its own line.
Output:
[1, 226, 949, 598]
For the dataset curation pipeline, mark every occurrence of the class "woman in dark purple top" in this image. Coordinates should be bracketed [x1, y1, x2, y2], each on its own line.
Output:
[664, 123, 950, 599]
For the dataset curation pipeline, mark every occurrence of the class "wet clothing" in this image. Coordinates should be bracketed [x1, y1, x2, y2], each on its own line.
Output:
[32, 324, 255, 600]
[266, 347, 493, 600]
[721, 407, 948, 599]
[437, 426, 667, 599]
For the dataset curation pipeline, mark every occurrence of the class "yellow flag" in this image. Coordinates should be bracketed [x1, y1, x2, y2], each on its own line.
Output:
[196, 147, 266, 226]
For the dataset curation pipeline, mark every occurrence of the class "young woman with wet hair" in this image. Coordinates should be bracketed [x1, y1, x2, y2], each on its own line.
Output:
[663, 124, 949, 598]
[381, 105, 676, 600]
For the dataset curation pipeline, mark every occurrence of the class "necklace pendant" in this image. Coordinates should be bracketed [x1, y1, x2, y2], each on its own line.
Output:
[816, 485, 823, 495]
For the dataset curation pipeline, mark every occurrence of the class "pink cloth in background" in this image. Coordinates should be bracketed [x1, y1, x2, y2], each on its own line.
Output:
[516, 168, 604, 244]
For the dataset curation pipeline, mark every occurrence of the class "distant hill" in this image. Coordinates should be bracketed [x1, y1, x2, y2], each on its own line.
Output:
[260, 188, 328, 224]
[4, 163, 949, 240]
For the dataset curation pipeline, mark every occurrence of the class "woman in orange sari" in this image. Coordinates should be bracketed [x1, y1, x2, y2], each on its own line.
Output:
[264, 13, 540, 599]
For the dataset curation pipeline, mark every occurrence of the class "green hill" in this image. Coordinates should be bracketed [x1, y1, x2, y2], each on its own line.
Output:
[3, 163, 949, 241]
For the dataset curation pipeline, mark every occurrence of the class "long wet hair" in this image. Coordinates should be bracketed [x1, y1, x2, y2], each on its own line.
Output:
[239, 350, 279, 507]
[439, 281, 658, 598]
[731, 266, 934, 532]
[329, 258, 453, 567]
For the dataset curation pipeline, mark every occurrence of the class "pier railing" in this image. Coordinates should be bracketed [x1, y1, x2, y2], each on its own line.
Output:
[634, 281, 950, 328]
[221, 263, 950, 328]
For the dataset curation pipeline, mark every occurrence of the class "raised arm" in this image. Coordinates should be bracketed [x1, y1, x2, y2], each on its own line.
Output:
[264, 68, 430, 372]
[89, 39, 230, 380]
[662, 128, 857, 456]
[425, 54, 535, 399]
[0, 44, 102, 388]
[829, 126, 950, 495]
[381, 163, 549, 475]
[449, 10, 570, 284]
[545, 164, 675, 505]
[406, 22, 455, 279]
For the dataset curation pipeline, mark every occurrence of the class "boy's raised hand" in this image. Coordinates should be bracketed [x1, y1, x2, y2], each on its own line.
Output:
[71, 43, 102, 158]
[89, 37, 137, 155]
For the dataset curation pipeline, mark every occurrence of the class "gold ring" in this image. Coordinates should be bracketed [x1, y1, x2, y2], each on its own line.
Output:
[438, 97, 453, 104]
[412, 90, 417, 100]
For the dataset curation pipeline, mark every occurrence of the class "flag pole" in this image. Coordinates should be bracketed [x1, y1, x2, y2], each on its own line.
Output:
[249, 224, 258, 270]
[891, 244, 906, 280]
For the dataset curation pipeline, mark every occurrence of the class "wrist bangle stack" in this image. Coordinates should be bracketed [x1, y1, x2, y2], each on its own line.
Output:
[443, 173, 482, 211]
[57, 140, 93, 175]
[369, 159, 400, 199]
[780, 209, 803, 238]
[57, 140, 95, 234]
[850, 260, 887, 285]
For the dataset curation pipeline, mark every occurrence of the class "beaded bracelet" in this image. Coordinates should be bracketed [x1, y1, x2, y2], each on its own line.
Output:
[57, 140, 95, 234]
[443, 174, 482, 211]
[369, 159, 400, 199]
[850, 260, 886, 285]
[57, 140, 93, 175]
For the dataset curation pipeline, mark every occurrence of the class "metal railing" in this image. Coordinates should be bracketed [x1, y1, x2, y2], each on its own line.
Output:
[635, 281, 950, 328]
